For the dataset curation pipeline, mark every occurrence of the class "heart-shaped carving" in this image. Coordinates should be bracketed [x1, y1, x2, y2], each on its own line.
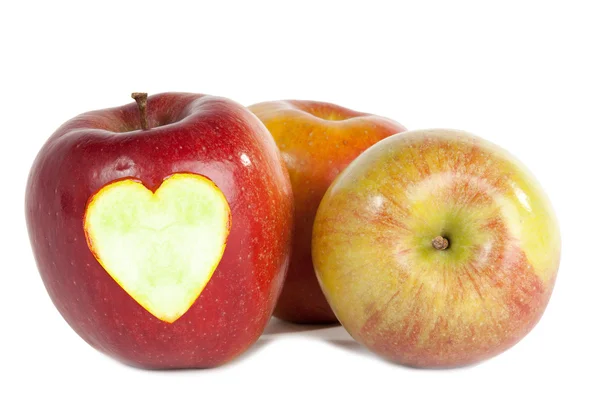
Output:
[84, 173, 231, 323]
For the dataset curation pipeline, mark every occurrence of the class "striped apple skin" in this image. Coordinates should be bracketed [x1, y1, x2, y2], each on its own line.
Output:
[312, 129, 560, 368]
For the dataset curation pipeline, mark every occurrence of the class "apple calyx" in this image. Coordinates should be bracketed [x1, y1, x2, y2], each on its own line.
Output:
[131, 92, 149, 130]
[432, 235, 449, 250]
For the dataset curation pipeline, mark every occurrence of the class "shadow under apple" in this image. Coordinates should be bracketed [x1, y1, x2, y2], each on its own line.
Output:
[257, 317, 372, 357]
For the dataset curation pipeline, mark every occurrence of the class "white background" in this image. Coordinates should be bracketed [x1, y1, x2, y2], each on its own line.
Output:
[1, 1, 599, 400]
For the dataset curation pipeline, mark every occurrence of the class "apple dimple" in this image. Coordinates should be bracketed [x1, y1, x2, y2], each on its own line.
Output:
[84, 173, 231, 323]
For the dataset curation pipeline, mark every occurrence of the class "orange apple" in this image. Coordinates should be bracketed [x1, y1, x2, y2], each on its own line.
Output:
[249, 100, 406, 323]
[312, 129, 561, 367]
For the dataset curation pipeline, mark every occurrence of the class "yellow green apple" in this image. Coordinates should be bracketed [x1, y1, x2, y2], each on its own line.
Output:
[312, 128, 561, 367]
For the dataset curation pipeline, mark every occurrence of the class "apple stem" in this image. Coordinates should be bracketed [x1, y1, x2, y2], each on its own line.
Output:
[432, 236, 449, 250]
[131, 92, 149, 130]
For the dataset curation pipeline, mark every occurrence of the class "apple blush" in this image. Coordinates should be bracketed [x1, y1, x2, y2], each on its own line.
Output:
[25, 92, 294, 369]
[312, 129, 561, 368]
[250, 100, 406, 323]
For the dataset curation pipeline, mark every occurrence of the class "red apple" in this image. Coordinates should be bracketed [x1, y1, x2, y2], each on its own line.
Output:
[249, 100, 406, 323]
[312, 129, 561, 368]
[25, 92, 294, 369]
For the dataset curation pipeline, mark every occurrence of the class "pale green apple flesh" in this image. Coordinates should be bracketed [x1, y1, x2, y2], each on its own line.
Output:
[84, 173, 231, 323]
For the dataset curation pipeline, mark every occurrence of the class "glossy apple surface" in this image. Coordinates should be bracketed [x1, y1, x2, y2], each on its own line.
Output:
[25, 93, 294, 369]
[312, 129, 561, 367]
[249, 100, 406, 323]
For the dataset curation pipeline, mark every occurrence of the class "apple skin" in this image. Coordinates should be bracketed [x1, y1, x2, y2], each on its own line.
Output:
[25, 93, 294, 369]
[249, 100, 406, 323]
[312, 129, 561, 368]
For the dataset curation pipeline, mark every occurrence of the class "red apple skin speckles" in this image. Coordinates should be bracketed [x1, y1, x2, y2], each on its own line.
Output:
[25, 93, 294, 369]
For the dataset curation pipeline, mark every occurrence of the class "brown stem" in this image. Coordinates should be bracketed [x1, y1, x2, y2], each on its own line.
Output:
[432, 236, 449, 250]
[131, 92, 149, 130]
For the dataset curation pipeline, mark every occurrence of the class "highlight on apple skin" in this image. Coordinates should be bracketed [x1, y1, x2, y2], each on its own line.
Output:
[249, 100, 407, 324]
[25, 92, 294, 369]
[312, 128, 561, 368]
